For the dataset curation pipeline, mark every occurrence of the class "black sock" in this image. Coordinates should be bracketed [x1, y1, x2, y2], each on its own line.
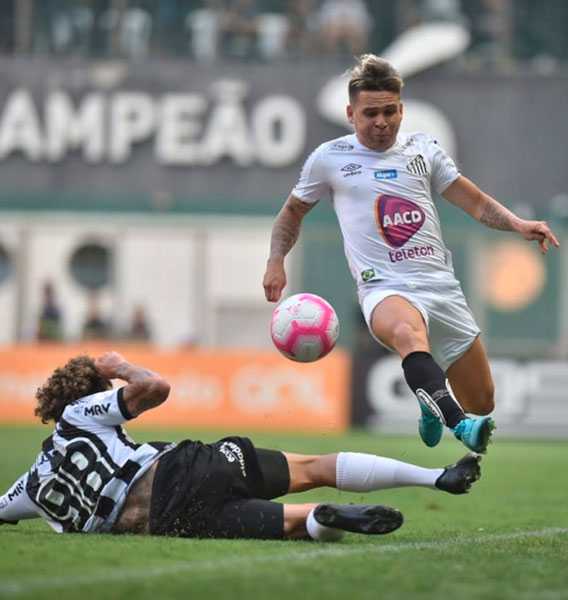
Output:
[401, 351, 465, 428]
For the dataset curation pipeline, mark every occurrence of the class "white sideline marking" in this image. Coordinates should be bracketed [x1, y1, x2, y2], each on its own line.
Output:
[1, 528, 567, 595]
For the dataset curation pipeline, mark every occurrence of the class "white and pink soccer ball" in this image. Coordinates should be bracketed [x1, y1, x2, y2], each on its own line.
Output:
[270, 293, 340, 362]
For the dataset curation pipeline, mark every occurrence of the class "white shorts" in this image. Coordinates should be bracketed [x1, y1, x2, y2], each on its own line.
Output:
[359, 276, 481, 372]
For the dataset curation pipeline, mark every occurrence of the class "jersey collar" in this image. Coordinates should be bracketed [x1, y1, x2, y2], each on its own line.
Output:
[353, 134, 403, 155]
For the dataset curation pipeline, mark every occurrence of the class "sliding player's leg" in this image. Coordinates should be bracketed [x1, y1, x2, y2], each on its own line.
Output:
[207, 499, 403, 541]
[283, 502, 403, 541]
[281, 451, 481, 496]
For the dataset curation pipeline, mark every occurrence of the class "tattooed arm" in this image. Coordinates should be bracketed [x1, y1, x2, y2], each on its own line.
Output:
[443, 175, 559, 253]
[95, 352, 170, 417]
[263, 195, 316, 302]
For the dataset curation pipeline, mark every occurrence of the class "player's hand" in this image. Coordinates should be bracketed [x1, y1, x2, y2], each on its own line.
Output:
[263, 258, 287, 303]
[516, 220, 560, 254]
[95, 351, 128, 379]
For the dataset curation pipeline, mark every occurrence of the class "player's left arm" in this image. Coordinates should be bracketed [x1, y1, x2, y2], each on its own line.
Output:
[443, 175, 560, 254]
[0, 472, 39, 525]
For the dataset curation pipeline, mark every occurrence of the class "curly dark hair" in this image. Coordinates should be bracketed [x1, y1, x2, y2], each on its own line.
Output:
[35, 355, 112, 424]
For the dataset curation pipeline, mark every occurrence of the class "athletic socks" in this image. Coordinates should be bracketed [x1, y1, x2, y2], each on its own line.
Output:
[335, 452, 444, 492]
[402, 351, 465, 428]
[306, 507, 344, 541]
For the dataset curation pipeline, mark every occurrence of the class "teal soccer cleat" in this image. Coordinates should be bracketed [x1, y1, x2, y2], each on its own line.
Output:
[418, 398, 444, 448]
[452, 416, 495, 454]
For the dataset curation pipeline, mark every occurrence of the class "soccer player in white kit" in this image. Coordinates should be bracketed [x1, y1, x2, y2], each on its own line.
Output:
[263, 54, 559, 453]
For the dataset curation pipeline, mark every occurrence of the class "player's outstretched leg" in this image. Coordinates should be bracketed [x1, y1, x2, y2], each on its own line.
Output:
[402, 351, 495, 453]
[285, 451, 482, 496]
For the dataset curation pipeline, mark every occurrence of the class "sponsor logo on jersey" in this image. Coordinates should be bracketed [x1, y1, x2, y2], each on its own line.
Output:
[374, 169, 398, 180]
[407, 154, 428, 176]
[219, 441, 247, 477]
[388, 245, 435, 263]
[7, 480, 24, 502]
[376, 194, 426, 248]
[331, 140, 354, 151]
[341, 163, 362, 177]
[84, 403, 111, 417]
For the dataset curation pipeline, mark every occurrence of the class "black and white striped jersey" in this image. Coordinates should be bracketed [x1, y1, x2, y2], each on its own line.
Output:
[0, 387, 175, 533]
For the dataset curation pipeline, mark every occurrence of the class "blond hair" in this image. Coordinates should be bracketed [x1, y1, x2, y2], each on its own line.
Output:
[348, 54, 403, 101]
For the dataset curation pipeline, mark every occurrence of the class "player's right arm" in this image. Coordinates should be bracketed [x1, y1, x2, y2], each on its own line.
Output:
[264, 141, 332, 302]
[263, 194, 316, 302]
[94, 352, 170, 418]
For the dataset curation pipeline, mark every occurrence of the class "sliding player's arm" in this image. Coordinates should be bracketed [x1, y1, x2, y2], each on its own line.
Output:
[94, 352, 170, 418]
[0, 473, 39, 525]
[263, 194, 316, 302]
[443, 175, 559, 254]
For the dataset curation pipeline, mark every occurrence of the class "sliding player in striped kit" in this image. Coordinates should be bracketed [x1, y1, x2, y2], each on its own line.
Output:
[263, 54, 559, 453]
[0, 352, 482, 541]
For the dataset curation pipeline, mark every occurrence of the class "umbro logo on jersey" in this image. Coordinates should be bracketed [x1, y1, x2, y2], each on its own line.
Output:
[407, 154, 428, 176]
[341, 163, 362, 177]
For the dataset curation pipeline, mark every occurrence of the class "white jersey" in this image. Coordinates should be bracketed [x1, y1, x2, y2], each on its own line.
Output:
[0, 388, 174, 533]
[292, 132, 460, 288]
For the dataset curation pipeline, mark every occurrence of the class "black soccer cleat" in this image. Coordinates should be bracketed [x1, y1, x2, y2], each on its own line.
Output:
[314, 503, 404, 535]
[435, 452, 482, 495]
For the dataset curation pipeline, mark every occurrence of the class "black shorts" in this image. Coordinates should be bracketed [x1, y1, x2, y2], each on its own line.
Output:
[148, 436, 290, 539]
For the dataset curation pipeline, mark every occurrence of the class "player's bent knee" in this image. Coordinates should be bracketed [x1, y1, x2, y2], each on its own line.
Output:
[391, 322, 425, 353]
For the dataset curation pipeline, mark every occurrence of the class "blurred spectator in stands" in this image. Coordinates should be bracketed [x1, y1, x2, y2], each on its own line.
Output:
[0, 0, 15, 54]
[257, 9, 289, 60]
[126, 304, 152, 342]
[37, 281, 63, 342]
[99, 1, 152, 59]
[82, 293, 111, 341]
[89, 0, 111, 57]
[418, 0, 465, 24]
[285, 0, 318, 57]
[462, 0, 512, 70]
[220, 0, 259, 59]
[186, 0, 223, 62]
[317, 0, 373, 56]
[398, 0, 466, 29]
[153, 0, 186, 56]
[512, 0, 568, 71]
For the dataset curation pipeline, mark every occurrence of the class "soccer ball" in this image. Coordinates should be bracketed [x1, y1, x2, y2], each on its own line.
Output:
[270, 293, 339, 362]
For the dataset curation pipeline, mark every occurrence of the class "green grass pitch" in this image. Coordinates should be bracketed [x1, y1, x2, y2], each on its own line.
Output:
[1, 425, 567, 600]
